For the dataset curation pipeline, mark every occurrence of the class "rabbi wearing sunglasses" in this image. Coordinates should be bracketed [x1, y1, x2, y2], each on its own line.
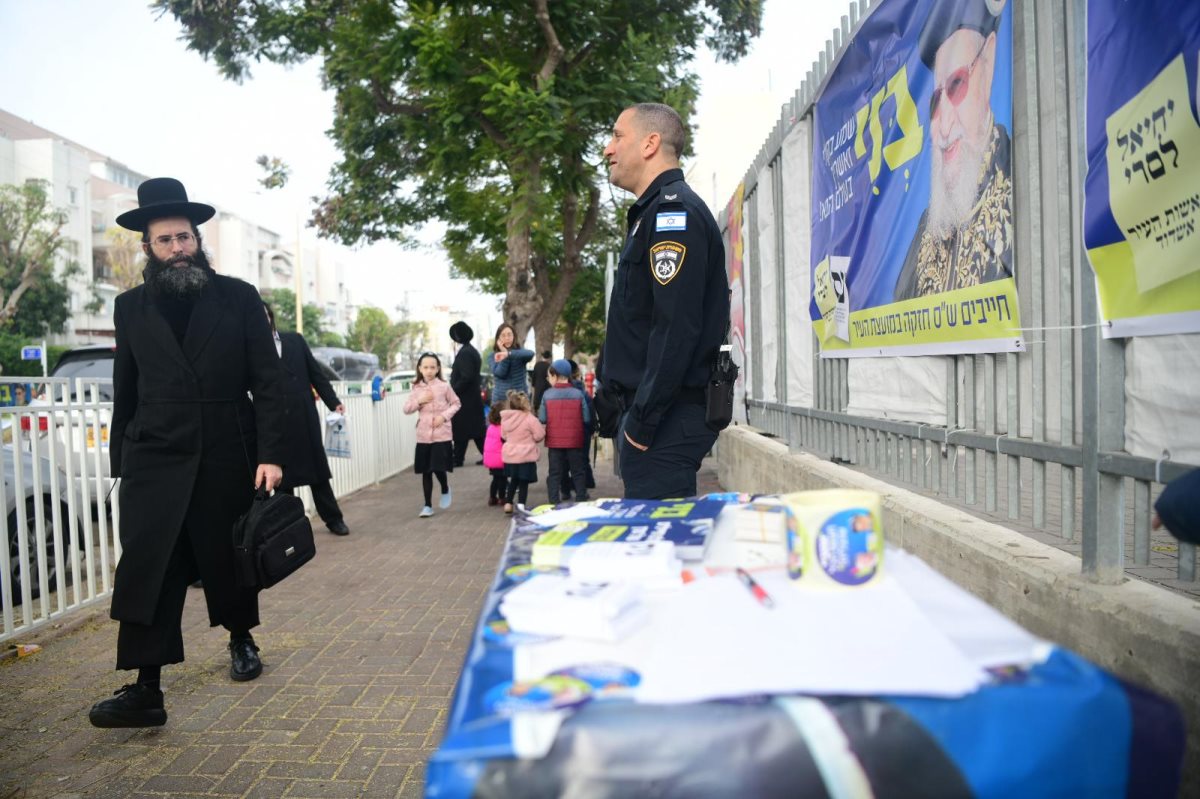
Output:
[893, 0, 1012, 302]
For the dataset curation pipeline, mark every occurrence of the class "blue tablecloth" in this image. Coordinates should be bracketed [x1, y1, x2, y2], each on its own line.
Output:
[426, 508, 1185, 798]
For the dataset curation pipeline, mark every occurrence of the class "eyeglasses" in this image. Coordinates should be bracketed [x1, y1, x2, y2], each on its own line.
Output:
[929, 39, 988, 119]
[150, 232, 196, 249]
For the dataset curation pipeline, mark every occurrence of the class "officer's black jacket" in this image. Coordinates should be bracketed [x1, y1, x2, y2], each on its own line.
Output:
[601, 167, 729, 446]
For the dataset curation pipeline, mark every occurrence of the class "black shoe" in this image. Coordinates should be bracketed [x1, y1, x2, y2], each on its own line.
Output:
[89, 683, 167, 728]
[229, 637, 263, 682]
[327, 520, 350, 536]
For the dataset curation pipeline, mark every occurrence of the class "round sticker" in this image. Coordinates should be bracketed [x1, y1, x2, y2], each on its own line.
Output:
[815, 507, 880, 585]
[553, 664, 641, 700]
[484, 675, 592, 715]
[502, 564, 566, 584]
[482, 619, 558, 647]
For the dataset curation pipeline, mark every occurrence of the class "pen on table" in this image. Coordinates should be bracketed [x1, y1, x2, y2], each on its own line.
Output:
[735, 567, 775, 609]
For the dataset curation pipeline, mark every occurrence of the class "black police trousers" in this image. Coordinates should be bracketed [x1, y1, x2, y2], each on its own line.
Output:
[618, 402, 717, 500]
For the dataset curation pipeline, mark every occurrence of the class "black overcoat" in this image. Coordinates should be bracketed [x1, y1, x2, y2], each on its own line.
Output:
[278, 331, 340, 489]
[450, 342, 486, 440]
[109, 274, 287, 627]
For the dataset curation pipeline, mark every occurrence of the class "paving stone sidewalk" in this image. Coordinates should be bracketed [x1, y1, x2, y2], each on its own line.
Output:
[0, 448, 720, 799]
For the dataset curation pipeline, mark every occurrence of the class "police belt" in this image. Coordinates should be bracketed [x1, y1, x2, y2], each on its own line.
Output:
[618, 386, 705, 410]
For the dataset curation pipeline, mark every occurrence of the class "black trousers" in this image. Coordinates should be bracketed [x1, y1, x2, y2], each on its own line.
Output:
[547, 447, 587, 504]
[453, 435, 485, 466]
[278, 481, 343, 525]
[618, 402, 717, 500]
[116, 522, 259, 670]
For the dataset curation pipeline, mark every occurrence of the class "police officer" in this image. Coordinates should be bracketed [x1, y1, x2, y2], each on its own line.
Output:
[600, 103, 729, 499]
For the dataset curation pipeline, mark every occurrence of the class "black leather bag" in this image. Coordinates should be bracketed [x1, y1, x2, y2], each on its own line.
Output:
[232, 488, 316, 589]
[592, 381, 623, 439]
[705, 344, 739, 432]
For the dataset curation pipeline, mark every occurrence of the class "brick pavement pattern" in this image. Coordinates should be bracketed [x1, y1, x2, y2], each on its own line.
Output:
[0, 447, 720, 799]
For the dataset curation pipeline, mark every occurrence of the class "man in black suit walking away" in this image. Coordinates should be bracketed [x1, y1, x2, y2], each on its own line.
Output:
[88, 177, 287, 729]
[449, 321, 486, 466]
[264, 303, 350, 536]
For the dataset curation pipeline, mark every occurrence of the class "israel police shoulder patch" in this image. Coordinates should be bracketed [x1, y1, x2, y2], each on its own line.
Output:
[649, 241, 686, 285]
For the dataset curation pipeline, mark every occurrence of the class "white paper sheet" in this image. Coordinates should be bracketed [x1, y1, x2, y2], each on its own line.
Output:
[885, 550, 1047, 668]
[634, 573, 986, 704]
[527, 504, 614, 527]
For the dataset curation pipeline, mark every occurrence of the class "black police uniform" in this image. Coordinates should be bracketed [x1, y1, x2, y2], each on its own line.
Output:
[601, 167, 729, 499]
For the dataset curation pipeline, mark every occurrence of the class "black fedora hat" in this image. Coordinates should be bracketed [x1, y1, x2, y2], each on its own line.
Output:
[449, 321, 475, 343]
[116, 177, 216, 232]
[918, 0, 1004, 70]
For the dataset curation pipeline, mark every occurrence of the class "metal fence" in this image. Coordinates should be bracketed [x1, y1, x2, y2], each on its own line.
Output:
[721, 0, 1198, 588]
[0, 377, 416, 645]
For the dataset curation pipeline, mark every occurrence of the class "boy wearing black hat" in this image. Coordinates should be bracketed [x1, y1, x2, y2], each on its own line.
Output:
[538, 358, 591, 504]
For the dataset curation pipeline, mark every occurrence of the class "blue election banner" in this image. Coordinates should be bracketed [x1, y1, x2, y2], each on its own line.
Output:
[809, 0, 1020, 358]
[1083, 0, 1200, 337]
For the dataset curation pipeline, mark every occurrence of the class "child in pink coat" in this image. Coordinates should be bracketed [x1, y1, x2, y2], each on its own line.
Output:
[403, 352, 461, 518]
[483, 401, 506, 506]
[499, 390, 544, 514]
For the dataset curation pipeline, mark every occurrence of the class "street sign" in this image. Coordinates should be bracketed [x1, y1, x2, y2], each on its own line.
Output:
[20, 346, 41, 361]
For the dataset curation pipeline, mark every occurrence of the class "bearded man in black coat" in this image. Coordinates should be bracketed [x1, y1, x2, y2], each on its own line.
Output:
[88, 178, 288, 729]
[449, 321, 486, 466]
[264, 304, 349, 536]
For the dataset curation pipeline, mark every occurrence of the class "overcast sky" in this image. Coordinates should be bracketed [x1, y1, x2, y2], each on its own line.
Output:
[0, 0, 853, 320]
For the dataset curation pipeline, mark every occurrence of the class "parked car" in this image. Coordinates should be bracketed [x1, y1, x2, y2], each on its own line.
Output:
[4, 444, 82, 605]
[311, 347, 382, 381]
[384, 370, 416, 390]
[48, 344, 117, 402]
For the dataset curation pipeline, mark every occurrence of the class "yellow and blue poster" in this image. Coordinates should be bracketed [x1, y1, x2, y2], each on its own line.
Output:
[810, 0, 1021, 358]
[1084, 0, 1200, 337]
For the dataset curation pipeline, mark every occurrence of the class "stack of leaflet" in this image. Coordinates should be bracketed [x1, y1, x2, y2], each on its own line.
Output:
[568, 541, 683, 591]
[731, 501, 790, 566]
[530, 498, 725, 568]
[499, 574, 647, 643]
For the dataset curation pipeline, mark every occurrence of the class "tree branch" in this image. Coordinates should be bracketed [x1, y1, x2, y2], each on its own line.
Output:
[478, 114, 510, 151]
[532, 0, 565, 88]
[370, 79, 425, 116]
[575, 184, 600, 252]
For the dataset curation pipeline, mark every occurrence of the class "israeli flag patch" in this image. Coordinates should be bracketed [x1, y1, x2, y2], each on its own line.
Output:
[655, 211, 687, 232]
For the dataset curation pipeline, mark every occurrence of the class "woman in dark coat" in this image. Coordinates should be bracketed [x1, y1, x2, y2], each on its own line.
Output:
[449, 321, 486, 466]
[266, 305, 350, 535]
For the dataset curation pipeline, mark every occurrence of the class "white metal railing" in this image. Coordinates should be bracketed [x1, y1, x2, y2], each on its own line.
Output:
[0, 378, 415, 644]
[0, 377, 118, 643]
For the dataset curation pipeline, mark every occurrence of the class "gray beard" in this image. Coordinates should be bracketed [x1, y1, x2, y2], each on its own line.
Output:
[144, 252, 212, 300]
[927, 131, 988, 239]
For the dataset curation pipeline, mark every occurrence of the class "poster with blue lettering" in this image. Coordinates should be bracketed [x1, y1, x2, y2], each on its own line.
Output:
[809, 0, 1021, 357]
[1084, 0, 1200, 337]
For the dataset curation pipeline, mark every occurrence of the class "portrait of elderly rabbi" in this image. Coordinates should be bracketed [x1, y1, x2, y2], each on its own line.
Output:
[894, 0, 1013, 301]
[601, 102, 729, 500]
[88, 178, 288, 729]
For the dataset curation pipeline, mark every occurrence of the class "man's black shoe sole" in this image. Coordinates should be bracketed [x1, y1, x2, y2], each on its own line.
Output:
[230, 663, 263, 682]
[89, 708, 167, 728]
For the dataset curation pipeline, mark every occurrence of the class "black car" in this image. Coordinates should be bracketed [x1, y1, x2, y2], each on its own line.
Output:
[49, 344, 117, 401]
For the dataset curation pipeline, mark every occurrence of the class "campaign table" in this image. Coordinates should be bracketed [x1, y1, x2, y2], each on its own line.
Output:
[425, 501, 1185, 798]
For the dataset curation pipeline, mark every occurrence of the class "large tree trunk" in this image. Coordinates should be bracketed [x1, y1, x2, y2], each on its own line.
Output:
[528, 180, 600, 356]
[502, 158, 543, 345]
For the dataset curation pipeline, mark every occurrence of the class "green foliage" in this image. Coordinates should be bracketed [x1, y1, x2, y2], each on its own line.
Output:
[0, 180, 71, 327]
[156, 0, 762, 343]
[0, 333, 68, 378]
[260, 287, 327, 338]
[347, 306, 407, 368]
[4, 271, 73, 337]
[256, 154, 291, 190]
